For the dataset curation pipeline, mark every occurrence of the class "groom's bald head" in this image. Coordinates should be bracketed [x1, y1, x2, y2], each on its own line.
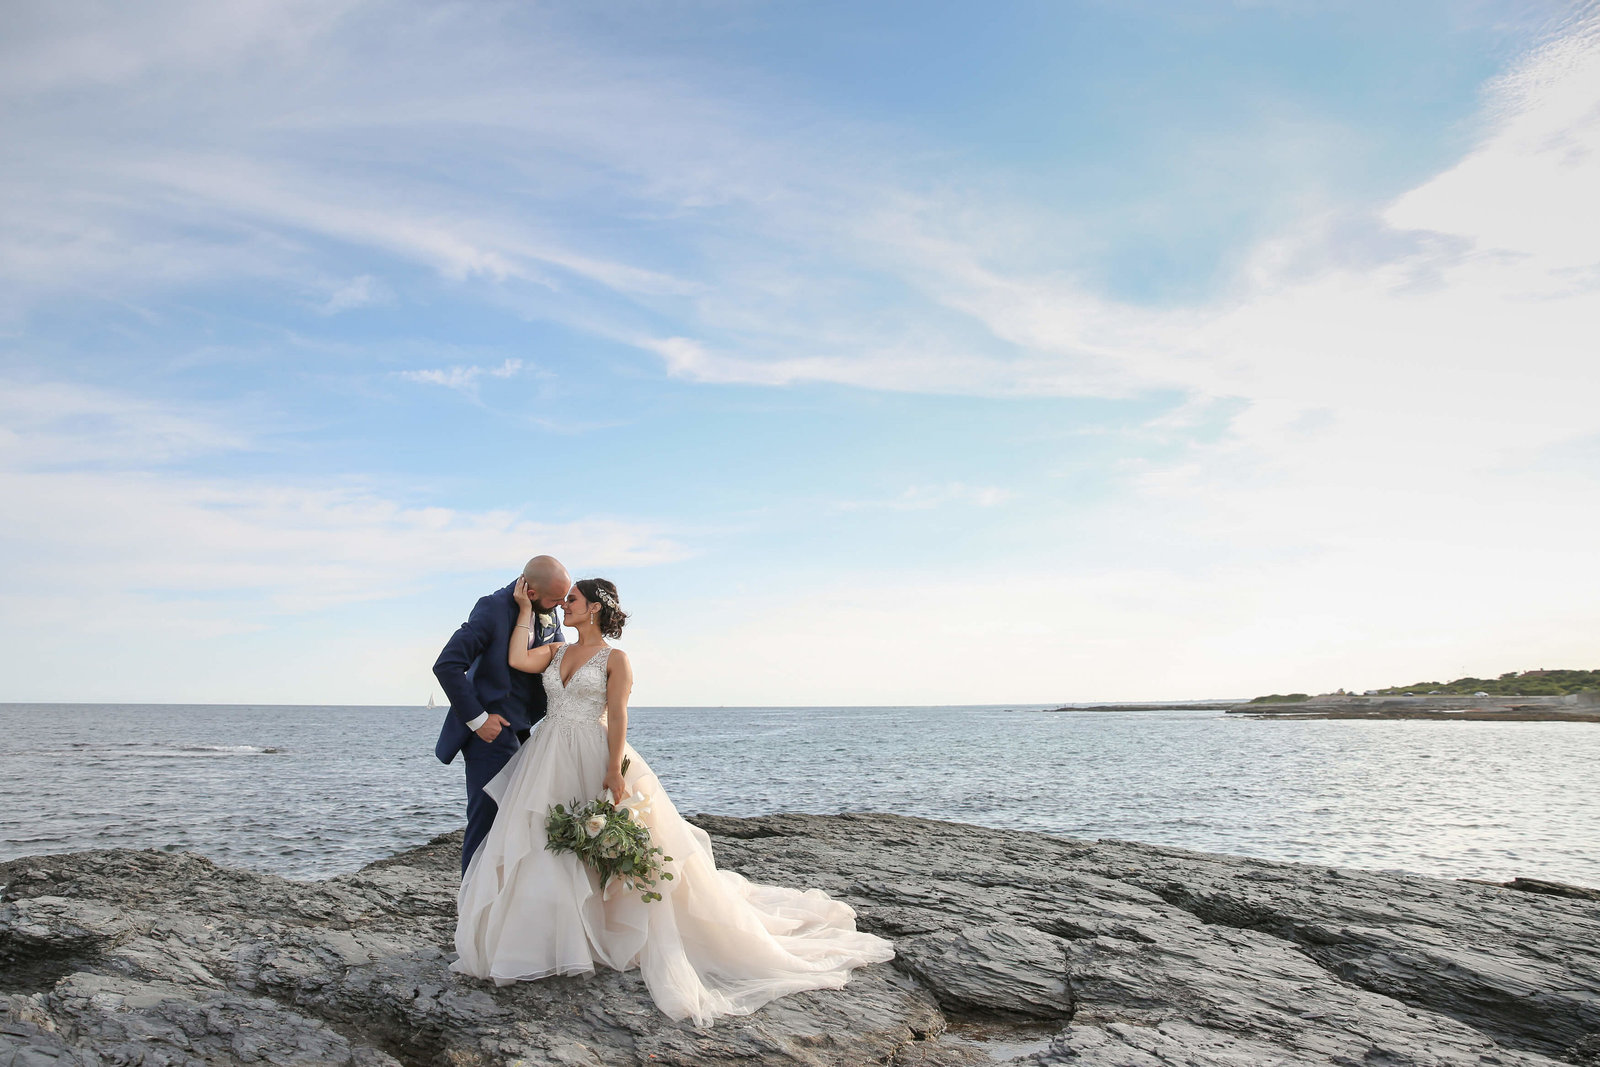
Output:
[522, 555, 571, 605]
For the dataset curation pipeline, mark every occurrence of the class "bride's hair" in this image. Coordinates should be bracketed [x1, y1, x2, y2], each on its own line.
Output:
[576, 578, 627, 639]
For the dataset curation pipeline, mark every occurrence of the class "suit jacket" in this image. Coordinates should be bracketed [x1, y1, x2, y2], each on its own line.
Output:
[433, 580, 564, 764]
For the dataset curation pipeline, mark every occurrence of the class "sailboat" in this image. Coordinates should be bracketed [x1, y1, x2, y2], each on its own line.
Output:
[428, 694, 437, 710]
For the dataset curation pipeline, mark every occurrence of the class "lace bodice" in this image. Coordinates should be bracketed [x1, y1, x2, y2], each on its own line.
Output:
[542, 644, 611, 727]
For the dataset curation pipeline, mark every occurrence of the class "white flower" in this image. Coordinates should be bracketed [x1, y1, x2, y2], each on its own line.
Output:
[584, 814, 607, 838]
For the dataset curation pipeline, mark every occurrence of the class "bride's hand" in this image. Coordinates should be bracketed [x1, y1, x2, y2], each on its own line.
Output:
[513, 576, 532, 609]
[604, 769, 628, 805]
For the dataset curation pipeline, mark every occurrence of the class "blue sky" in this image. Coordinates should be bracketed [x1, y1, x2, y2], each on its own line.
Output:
[2, 0, 1597, 705]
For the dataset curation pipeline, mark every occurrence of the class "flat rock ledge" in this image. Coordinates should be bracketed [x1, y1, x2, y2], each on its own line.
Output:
[3, 814, 1599, 1067]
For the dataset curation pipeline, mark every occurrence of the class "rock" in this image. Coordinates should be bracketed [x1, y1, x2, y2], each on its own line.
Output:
[1505, 877, 1600, 903]
[894, 924, 1074, 1020]
[1, 813, 1598, 1065]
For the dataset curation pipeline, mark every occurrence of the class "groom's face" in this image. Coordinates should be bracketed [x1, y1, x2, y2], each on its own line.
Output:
[527, 580, 568, 613]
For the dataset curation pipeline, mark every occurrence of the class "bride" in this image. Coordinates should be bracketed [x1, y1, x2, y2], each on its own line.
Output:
[451, 577, 894, 1025]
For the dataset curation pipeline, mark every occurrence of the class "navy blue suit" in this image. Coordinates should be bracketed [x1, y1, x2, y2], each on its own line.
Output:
[434, 580, 564, 872]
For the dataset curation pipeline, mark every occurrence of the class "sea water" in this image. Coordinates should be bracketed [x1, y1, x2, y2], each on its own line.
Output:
[3, 703, 1596, 885]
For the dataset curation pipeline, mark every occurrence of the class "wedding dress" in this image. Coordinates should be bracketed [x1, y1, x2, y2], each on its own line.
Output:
[451, 643, 894, 1025]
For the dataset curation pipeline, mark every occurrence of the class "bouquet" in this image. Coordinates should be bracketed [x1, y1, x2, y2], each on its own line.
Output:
[545, 757, 675, 902]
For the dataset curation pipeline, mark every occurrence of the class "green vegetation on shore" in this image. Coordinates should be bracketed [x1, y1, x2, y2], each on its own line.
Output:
[1249, 693, 1310, 704]
[1375, 669, 1600, 697]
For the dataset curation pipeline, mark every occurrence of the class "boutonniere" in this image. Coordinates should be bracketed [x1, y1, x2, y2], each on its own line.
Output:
[536, 613, 553, 629]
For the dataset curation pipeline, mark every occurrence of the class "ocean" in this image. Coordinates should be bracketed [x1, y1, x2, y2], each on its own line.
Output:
[3, 702, 1597, 886]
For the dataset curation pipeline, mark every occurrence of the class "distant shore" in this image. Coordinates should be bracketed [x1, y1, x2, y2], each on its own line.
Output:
[1042, 702, 1237, 713]
[1227, 693, 1600, 722]
[1045, 694, 1600, 723]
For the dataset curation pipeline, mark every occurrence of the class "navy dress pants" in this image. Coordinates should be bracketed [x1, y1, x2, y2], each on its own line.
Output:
[460, 727, 529, 874]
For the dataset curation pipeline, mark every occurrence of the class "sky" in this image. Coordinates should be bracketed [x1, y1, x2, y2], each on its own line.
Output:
[1, 0, 1597, 706]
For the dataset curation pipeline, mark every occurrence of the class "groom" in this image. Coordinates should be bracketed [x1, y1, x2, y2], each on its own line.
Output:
[434, 555, 571, 873]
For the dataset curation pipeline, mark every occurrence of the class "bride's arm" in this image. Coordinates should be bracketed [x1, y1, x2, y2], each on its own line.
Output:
[603, 650, 634, 801]
[508, 578, 560, 673]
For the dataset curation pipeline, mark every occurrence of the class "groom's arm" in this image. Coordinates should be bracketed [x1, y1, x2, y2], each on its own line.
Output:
[433, 595, 497, 732]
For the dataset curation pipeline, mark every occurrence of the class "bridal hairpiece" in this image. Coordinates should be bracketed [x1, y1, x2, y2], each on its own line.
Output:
[588, 585, 619, 611]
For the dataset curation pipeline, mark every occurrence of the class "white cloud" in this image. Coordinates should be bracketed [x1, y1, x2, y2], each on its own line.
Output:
[0, 362, 667, 702]
[317, 274, 389, 315]
[0, 0, 355, 95]
[0, 1, 715, 324]
[0, 378, 250, 466]
[0, 466, 682, 607]
[1386, 13, 1600, 273]
[620, 14, 1600, 431]
[115, 154, 693, 296]
[0, 378, 685, 619]
[399, 358, 524, 394]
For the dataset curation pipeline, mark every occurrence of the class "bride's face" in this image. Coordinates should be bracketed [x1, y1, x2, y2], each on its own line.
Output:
[561, 586, 595, 625]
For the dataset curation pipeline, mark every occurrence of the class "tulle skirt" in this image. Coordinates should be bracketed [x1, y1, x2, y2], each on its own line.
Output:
[450, 714, 895, 1026]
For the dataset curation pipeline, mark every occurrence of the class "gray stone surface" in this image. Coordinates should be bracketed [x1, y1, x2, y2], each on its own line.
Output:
[3, 813, 1598, 1065]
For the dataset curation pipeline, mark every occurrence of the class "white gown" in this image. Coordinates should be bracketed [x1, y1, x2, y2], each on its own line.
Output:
[451, 644, 894, 1025]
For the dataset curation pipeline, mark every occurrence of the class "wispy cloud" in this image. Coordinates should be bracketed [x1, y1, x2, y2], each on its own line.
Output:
[317, 274, 389, 315]
[0, 466, 685, 610]
[0, 378, 686, 618]
[399, 358, 525, 395]
[0, 369, 688, 702]
[7, 0, 1591, 425]
[0, 378, 251, 467]
[0, 6, 707, 330]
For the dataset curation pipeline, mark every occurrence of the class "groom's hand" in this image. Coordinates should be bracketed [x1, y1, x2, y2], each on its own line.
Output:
[475, 714, 511, 742]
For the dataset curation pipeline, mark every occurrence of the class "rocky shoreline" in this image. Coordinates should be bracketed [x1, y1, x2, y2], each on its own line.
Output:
[1227, 694, 1600, 722]
[1043, 694, 1600, 722]
[4, 813, 1599, 1066]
